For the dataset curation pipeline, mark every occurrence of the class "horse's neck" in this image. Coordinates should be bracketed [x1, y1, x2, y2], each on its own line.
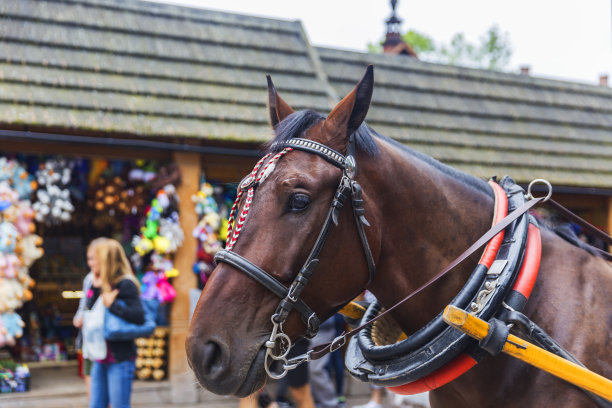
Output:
[365, 140, 495, 333]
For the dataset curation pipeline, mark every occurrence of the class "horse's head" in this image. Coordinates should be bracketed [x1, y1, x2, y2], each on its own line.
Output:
[186, 66, 381, 396]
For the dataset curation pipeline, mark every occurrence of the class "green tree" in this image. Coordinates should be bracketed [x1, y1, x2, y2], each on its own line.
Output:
[371, 24, 512, 71]
[402, 30, 435, 55]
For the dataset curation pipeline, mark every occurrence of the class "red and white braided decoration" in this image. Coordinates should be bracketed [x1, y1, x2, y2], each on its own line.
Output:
[225, 148, 293, 250]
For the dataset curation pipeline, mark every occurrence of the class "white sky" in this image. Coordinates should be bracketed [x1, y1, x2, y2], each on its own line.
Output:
[149, 0, 612, 86]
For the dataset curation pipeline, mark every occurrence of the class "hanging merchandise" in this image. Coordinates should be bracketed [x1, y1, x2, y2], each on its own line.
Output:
[0, 158, 42, 348]
[0, 358, 30, 393]
[191, 179, 231, 287]
[32, 159, 74, 225]
[131, 166, 183, 304]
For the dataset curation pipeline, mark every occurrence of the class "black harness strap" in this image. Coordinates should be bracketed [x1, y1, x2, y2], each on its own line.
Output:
[215, 135, 377, 339]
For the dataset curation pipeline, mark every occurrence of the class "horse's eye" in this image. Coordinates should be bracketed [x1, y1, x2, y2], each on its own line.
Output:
[289, 193, 310, 211]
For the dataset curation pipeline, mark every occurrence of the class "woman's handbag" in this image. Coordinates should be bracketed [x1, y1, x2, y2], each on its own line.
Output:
[82, 297, 107, 360]
[104, 298, 159, 341]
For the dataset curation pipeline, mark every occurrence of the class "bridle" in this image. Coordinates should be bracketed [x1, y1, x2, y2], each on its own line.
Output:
[213, 135, 376, 379]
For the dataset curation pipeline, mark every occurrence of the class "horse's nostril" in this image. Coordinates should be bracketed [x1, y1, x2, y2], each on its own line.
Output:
[203, 341, 224, 379]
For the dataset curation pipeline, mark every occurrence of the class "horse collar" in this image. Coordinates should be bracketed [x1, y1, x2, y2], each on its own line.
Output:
[214, 135, 376, 379]
[346, 176, 541, 393]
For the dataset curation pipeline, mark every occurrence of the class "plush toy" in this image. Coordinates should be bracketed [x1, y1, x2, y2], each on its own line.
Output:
[19, 234, 43, 268]
[158, 218, 184, 253]
[2, 311, 25, 345]
[0, 182, 18, 212]
[9, 201, 36, 236]
[11, 166, 36, 200]
[150, 254, 176, 276]
[133, 236, 154, 256]
[141, 271, 162, 302]
[33, 160, 74, 225]
[0, 222, 19, 254]
[14, 268, 33, 301]
[0, 315, 8, 348]
[156, 274, 176, 303]
[0, 254, 20, 279]
[152, 236, 171, 255]
[0, 158, 15, 182]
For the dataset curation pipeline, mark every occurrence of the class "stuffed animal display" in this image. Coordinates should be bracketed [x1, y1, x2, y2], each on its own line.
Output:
[32, 159, 74, 225]
[192, 181, 230, 286]
[0, 159, 41, 347]
[131, 183, 183, 301]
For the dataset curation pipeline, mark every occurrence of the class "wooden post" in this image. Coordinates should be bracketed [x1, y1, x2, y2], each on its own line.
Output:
[168, 151, 200, 403]
[608, 197, 612, 252]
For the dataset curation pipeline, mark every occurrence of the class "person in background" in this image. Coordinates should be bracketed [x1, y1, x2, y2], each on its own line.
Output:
[282, 338, 315, 408]
[309, 317, 340, 408]
[326, 313, 347, 406]
[88, 238, 144, 408]
[73, 237, 107, 402]
[238, 339, 315, 408]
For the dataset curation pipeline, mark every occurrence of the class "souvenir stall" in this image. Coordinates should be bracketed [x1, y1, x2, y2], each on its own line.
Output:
[0, 151, 188, 391]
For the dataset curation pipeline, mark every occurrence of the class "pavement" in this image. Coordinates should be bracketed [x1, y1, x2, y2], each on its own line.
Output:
[1, 363, 429, 408]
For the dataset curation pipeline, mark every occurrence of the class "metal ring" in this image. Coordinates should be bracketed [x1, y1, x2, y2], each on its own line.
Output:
[264, 350, 288, 380]
[268, 333, 291, 360]
[527, 179, 552, 202]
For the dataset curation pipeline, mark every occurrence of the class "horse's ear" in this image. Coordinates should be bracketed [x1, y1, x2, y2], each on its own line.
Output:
[323, 65, 374, 150]
[267, 75, 295, 127]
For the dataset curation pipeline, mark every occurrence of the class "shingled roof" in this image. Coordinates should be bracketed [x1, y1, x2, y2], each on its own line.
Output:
[0, 0, 332, 142]
[1, 0, 611, 190]
[317, 48, 612, 190]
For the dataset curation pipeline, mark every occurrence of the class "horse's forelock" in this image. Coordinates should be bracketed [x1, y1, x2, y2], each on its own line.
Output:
[264, 110, 380, 157]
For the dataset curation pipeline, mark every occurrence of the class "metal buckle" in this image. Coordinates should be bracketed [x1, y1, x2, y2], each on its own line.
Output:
[240, 175, 257, 190]
[345, 155, 356, 179]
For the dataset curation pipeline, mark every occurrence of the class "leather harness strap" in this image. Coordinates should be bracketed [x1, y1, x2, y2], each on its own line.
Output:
[546, 199, 612, 261]
[308, 195, 545, 361]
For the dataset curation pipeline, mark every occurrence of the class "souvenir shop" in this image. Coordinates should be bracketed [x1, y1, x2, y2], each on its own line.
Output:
[0, 138, 253, 394]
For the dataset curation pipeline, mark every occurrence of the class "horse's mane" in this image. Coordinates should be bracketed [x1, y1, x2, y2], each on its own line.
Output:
[373, 130, 493, 197]
[265, 109, 491, 197]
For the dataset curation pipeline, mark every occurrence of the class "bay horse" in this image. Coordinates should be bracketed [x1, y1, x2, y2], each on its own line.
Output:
[186, 65, 612, 407]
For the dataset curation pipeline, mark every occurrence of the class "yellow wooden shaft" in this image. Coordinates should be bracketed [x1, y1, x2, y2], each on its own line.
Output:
[443, 305, 612, 402]
[338, 301, 366, 320]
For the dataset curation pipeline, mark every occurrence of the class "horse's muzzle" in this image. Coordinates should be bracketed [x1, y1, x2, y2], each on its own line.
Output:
[186, 334, 267, 397]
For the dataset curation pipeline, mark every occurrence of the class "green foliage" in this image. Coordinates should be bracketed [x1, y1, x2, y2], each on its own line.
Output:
[367, 42, 382, 54]
[369, 24, 512, 71]
[401, 30, 435, 54]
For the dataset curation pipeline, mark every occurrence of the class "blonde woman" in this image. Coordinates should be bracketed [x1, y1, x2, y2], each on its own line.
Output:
[87, 238, 144, 408]
[73, 237, 107, 402]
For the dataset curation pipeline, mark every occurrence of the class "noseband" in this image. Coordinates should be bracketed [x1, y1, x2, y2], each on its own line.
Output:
[214, 135, 376, 379]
